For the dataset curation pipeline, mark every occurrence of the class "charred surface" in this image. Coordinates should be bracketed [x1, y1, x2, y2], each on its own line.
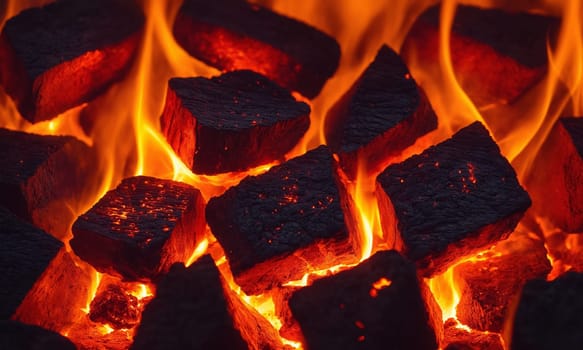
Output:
[401, 5, 558, 107]
[12, 249, 92, 333]
[528, 117, 583, 232]
[455, 233, 551, 332]
[89, 284, 141, 330]
[173, 0, 340, 98]
[511, 272, 583, 350]
[0, 207, 61, 319]
[1, 0, 143, 79]
[132, 255, 281, 350]
[376, 122, 531, 276]
[206, 146, 358, 294]
[0, 207, 91, 332]
[326, 45, 437, 176]
[272, 285, 303, 341]
[289, 250, 441, 350]
[132, 256, 247, 350]
[0, 0, 144, 122]
[71, 176, 205, 281]
[0, 207, 90, 332]
[561, 117, 583, 157]
[0, 128, 91, 238]
[161, 70, 310, 174]
[0, 320, 76, 350]
[443, 319, 503, 350]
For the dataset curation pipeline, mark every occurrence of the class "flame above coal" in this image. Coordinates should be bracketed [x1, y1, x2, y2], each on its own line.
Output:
[0, 0, 582, 349]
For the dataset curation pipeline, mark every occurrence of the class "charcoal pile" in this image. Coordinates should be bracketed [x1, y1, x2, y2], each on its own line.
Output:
[1, 0, 582, 349]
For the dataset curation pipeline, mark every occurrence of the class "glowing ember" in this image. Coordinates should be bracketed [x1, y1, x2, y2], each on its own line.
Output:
[89, 284, 142, 329]
[372, 277, 392, 290]
[206, 146, 359, 295]
[369, 277, 392, 298]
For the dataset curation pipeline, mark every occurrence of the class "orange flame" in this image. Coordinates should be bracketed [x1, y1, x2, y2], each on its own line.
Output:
[127, 282, 154, 301]
[212, 246, 302, 349]
[251, 0, 435, 151]
[507, 0, 583, 180]
[185, 238, 210, 267]
[352, 160, 382, 261]
[427, 266, 461, 322]
[427, 245, 501, 323]
[81, 270, 103, 315]
[412, 0, 583, 340]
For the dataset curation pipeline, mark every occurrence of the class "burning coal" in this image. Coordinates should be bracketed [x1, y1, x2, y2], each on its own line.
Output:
[0, 0, 582, 349]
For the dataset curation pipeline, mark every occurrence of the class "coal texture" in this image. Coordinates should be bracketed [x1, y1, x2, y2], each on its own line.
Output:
[0, 207, 62, 319]
[71, 176, 205, 281]
[326, 44, 437, 175]
[289, 250, 440, 350]
[376, 122, 531, 276]
[206, 146, 357, 294]
[0, 128, 90, 238]
[442, 319, 503, 350]
[132, 255, 281, 350]
[160, 70, 310, 174]
[455, 233, 551, 332]
[0, 0, 144, 122]
[511, 271, 583, 350]
[89, 284, 141, 330]
[173, 0, 340, 98]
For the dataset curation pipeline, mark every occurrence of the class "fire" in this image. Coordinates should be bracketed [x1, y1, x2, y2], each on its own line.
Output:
[143, 124, 278, 198]
[283, 264, 352, 288]
[249, 0, 435, 151]
[186, 237, 210, 267]
[409, 0, 582, 343]
[81, 269, 103, 315]
[352, 159, 382, 261]
[427, 265, 461, 322]
[97, 323, 115, 336]
[1, 0, 583, 348]
[404, 0, 583, 181]
[126, 0, 216, 178]
[127, 282, 154, 301]
[426, 245, 501, 323]
[506, 0, 583, 179]
[210, 245, 303, 349]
